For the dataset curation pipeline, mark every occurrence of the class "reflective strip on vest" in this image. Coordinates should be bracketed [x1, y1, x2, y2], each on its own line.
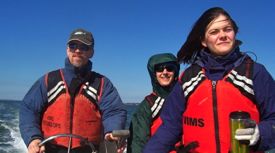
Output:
[151, 97, 165, 118]
[182, 70, 205, 97]
[83, 82, 98, 101]
[47, 81, 66, 103]
[227, 70, 254, 95]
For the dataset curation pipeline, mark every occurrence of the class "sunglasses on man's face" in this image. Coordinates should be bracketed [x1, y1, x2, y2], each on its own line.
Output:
[68, 43, 90, 52]
[155, 63, 177, 72]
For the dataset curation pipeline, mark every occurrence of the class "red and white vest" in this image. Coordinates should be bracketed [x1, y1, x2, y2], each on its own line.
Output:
[180, 58, 260, 153]
[146, 93, 165, 136]
[146, 93, 182, 153]
[41, 69, 104, 148]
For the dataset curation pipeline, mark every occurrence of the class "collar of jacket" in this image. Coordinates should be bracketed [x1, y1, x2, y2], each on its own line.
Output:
[194, 47, 247, 80]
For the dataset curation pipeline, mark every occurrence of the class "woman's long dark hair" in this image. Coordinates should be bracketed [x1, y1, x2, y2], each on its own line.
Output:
[177, 7, 239, 64]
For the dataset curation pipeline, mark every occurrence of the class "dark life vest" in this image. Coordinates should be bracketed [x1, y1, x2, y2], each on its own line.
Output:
[180, 57, 260, 153]
[41, 69, 104, 149]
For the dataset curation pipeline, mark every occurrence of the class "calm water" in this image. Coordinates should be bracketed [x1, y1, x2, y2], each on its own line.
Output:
[0, 100, 137, 153]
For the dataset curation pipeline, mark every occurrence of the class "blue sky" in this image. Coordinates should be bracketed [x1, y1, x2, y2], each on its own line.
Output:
[0, 0, 274, 102]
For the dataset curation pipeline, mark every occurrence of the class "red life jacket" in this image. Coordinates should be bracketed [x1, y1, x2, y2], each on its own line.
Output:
[180, 57, 260, 153]
[146, 93, 182, 153]
[146, 93, 165, 136]
[41, 69, 104, 148]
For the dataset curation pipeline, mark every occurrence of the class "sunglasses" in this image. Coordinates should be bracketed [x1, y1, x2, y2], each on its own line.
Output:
[155, 63, 177, 72]
[68, 43, 91, 52]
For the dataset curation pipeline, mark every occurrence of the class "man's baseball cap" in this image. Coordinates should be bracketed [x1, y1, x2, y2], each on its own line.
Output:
[67, 28, 94, 47]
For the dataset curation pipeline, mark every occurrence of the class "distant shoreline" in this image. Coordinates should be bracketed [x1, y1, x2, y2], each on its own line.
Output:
[0, 99, 139, 105]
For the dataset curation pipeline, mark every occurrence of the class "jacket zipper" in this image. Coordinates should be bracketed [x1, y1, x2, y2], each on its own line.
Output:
[212, 81, 221, 153]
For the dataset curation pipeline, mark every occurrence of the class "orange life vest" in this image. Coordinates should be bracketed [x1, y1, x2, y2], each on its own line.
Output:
[180, 58, 260, 153]
[41, 69, 104, 148]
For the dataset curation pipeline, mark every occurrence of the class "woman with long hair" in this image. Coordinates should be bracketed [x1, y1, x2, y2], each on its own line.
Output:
[143, 7, 275, 153]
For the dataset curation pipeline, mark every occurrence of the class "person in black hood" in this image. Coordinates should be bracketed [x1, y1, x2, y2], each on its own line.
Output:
[127, 53, 180, 153]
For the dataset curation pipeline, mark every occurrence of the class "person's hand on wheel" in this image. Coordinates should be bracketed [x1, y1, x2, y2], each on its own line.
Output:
[28, 139, 45, 153]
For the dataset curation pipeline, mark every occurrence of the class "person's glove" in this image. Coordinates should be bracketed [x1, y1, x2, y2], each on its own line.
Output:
[234, 119, 260, 146]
